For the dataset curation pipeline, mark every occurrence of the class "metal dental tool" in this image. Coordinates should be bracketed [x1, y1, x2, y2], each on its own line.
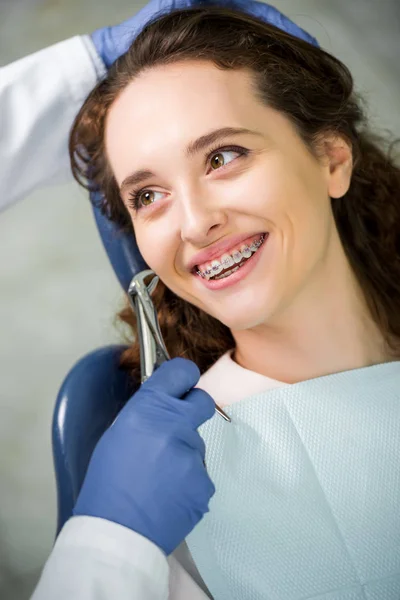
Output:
[128, 269, 231, 423]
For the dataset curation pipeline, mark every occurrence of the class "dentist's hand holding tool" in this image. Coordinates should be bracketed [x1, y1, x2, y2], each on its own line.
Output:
[74, 358, 216, 555]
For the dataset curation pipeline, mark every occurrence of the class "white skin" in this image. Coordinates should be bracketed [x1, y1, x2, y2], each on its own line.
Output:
[105, 59, 390, 384]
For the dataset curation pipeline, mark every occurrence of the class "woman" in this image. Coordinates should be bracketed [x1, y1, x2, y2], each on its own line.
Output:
[69, 6, 400, 599]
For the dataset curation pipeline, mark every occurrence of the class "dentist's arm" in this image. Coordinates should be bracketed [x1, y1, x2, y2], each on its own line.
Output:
[31, 358, 216, 600]
[30, 517, 171, 600]
[0, 35, 105, 211]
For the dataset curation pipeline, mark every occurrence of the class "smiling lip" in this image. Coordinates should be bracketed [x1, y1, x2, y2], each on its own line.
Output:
[187, 232, 266, 272]
[193, 232, 269, 290]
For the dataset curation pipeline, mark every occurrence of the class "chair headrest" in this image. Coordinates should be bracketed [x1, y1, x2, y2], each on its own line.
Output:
[92, 191, 149, 292]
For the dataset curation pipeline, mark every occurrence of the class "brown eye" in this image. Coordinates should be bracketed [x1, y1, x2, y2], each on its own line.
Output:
[210, 153, 225, 170]
[139, 190, 155, 206]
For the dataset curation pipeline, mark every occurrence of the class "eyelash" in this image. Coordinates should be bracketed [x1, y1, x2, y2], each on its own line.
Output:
[127, 144, 250, 212]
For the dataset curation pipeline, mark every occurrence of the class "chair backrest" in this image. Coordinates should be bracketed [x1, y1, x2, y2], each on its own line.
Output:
[52, 198, 146, 536]
[52, 344, 139, 536]
[92, 197, 148, 291]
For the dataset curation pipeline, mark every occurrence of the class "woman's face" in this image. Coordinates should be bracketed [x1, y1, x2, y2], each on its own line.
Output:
[105, 60, 351, 331]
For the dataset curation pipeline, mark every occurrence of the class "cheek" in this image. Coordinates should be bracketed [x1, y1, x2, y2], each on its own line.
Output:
[280, 179, 333, 284]
[245, 159, 305, 227]
[134, 225, 175, 276]
[253, 159, 332, 276]
[262, 155, 328, 229]
[133, 228, 156, 270]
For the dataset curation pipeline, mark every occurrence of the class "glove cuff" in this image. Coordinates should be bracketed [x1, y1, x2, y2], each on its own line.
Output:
[90, 26, 113, 69]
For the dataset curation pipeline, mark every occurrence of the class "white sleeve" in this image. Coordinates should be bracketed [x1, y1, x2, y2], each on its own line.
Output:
[0, 35, 106, 211]
[31, 516, 170, 600]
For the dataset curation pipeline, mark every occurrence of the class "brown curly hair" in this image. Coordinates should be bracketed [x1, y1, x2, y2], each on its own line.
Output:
[69, 6, 400, 381]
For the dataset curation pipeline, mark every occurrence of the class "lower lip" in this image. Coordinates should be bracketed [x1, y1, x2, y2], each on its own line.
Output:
[193, 233, 269, 290]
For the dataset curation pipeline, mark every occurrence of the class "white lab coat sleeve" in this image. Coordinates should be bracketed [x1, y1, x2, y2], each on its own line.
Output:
[31, 516, 170, 600]
[0, 35, 106, 211]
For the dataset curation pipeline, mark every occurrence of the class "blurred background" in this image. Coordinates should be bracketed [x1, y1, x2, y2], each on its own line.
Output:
[0, 0, 399, 598]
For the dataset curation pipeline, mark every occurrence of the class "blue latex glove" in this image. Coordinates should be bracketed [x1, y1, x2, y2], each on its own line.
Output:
[91, 0, 318, 68]
[73, 357, 216, 556]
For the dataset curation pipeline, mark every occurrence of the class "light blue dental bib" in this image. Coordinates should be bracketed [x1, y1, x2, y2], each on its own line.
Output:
[185, 362, 400, 600]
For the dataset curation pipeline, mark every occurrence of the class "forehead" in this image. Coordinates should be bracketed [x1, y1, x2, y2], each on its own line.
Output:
[108, 60, 256, 126]
[105, 61, 264, 179]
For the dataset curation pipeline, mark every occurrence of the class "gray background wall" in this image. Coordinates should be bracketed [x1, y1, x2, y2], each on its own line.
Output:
[0, 1, 399, 598]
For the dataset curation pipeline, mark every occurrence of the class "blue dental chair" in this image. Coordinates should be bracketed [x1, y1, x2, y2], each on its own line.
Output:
[52, 195, 148, 537]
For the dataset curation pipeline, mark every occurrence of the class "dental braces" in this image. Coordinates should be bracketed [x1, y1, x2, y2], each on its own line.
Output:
[196, 233, 266, 279]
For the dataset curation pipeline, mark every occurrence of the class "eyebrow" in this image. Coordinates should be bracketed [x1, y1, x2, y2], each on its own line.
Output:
[119, 126, 261, 195]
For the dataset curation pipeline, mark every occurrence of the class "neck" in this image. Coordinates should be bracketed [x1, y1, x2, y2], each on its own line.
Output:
[232, 236, 394, 384]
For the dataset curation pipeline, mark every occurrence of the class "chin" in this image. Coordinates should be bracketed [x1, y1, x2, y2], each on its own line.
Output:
[215, 308, 268, 332]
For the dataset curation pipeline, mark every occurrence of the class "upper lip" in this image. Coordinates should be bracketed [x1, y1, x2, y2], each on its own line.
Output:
[187, 232, 266, 272]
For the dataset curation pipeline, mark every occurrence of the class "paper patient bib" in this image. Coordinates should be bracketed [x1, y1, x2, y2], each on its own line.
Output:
[185, 362, 400, 600]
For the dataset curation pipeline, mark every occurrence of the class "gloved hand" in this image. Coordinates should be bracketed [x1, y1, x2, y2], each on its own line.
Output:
[73, 357, 216, 556]
[91, 0, 318, 68]
[91, 0, 205, 68]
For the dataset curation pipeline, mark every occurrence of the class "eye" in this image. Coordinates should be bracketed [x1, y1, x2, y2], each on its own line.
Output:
[128, 145, 249, 212]
[128, 189, 165, 212]
[209, 147, 245, 171]
[128, 189, 163, 212]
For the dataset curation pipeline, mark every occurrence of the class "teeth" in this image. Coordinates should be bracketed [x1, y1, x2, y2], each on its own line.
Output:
[214, 266, 240, 280]
[240, 244, 252, 259]
[210, 260, 223, 276]
[220, 253, 235, 269]
[195, 233, 266, 280]
[249, 241, 258, 252]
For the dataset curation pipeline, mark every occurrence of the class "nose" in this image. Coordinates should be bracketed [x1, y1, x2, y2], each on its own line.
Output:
[179, 185, 228, 245]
